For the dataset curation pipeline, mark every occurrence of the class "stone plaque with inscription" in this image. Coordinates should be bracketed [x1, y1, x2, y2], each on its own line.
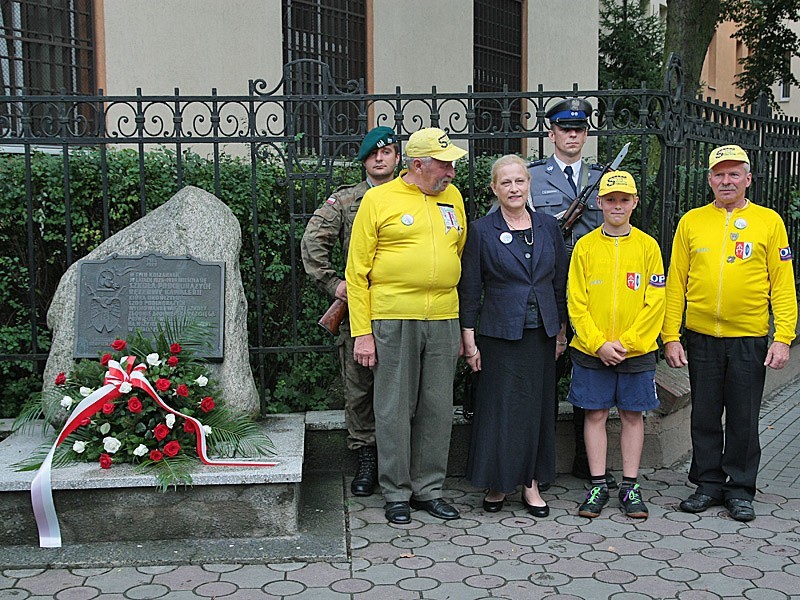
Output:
[75, 253, 225, 359]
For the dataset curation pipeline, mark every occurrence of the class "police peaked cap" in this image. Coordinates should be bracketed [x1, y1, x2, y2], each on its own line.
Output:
[356, 126, 398, 162]
[546, 98, 592, 129]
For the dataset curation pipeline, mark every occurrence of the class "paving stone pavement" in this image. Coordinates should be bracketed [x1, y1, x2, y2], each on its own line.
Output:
[3, 379, 800, 599]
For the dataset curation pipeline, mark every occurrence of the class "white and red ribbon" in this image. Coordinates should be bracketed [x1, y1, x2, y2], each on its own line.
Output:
[31, 356, 277, 548]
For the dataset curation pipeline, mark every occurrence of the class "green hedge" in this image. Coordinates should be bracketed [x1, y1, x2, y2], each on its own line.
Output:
[0, 147, 500, 418]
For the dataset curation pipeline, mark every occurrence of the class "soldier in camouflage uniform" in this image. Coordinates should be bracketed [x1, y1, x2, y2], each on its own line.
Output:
[300, 126, 400, 496]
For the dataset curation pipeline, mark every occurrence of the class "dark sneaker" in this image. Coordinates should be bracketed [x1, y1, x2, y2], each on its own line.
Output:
[619, 484, 648, 519]
[578, 485, 609, 518]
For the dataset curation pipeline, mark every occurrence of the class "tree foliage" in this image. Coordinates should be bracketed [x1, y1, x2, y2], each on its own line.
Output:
[599, 0, 665, 90]
[663, 0, 721, 97]
[664, 0, 800, 110]
[721, 0, 800, 111]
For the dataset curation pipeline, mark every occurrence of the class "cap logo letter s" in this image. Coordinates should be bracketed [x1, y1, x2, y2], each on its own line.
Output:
[438, 134, 449, 149]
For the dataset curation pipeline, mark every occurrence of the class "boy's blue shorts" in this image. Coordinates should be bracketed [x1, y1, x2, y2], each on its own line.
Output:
[568, 363, 659, 412]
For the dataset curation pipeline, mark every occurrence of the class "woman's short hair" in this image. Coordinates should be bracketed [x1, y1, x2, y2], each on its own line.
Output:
[491, 154, 530, 184]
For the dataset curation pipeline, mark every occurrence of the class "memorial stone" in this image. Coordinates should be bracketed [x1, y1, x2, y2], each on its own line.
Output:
[44, 186, 258, 418]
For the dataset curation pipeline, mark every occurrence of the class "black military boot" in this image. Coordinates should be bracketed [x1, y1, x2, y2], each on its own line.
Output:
[351, 446, 378, 497]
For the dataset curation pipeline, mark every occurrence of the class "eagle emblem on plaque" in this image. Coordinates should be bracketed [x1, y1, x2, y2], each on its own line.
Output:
[85, 269, 125, 332]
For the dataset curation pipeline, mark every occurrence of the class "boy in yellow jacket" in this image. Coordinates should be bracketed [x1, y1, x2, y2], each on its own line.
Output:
[567, 171, 665, 518]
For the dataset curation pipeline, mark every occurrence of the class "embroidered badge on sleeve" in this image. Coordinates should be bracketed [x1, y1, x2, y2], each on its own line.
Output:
[779, 246, 793, 261]
[649, 274, 666, 287]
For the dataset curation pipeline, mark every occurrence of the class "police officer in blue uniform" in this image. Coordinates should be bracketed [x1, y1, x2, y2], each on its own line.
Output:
[528, 98, 616, 487]
[528, 98, 604, 251]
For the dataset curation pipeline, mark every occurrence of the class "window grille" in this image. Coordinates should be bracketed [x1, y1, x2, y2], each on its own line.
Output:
[779, 52, 791, 102]
[473, 0, 524, 156]
[282, 0, 366, 156]
[1, 0, 95, 96]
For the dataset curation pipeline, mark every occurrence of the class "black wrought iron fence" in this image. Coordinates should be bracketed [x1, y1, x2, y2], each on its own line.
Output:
[1, 56, 798, 414]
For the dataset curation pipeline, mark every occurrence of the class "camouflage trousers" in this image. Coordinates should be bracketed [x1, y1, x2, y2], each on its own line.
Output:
[337, 322, 376, 450]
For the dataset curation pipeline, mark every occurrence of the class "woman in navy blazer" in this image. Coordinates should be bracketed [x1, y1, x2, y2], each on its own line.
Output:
[459, 154, 568, 515]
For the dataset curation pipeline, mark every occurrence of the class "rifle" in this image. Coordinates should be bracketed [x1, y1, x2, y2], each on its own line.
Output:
[559, 142, 631, 238]
[318, 298, 348, 336]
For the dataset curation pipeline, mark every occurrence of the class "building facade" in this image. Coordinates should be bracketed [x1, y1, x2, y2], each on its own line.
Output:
[2, 0, 599, 157]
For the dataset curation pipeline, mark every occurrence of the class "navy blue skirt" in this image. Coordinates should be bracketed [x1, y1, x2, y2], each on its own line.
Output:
[465, 327, 557, 493]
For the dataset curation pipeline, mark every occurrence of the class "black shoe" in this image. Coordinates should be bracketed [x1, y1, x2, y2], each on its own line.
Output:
[384, 501, 411, 524]
[679, 492, 723, 513]
[522, 496, 550, 518]
[538, 482, 551, 492]
[483, 496, 505, 513]
[351, 446, 378, 497]
[409, 498, 460, 520]
[725, 498, 755, 522]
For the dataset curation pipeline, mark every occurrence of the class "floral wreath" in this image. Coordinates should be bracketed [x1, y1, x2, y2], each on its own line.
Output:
[14, 322, 276, 548]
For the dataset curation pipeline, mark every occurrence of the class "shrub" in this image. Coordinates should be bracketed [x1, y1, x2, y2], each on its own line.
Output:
[0, 148, 490, 417]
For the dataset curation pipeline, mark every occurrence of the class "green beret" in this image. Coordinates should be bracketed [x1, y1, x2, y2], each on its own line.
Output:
[356, 127, 398, 162]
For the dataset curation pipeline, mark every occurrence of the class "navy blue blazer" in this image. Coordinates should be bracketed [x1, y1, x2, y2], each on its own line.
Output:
[459, 207, 568, 340]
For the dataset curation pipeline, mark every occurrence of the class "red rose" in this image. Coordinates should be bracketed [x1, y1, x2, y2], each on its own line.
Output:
[200, 396, 215, 413]
[100, 353, 112, 365]
[183, 421, 196, 434]
[55, 372, 66, 385]
[99, 453, 112, 469]
[163, 440, 181, 457]
[149, 449, 163, 462]
[170, 343, 182, 354]
[101, 402, 115, 415]
[167, 356, 179, 367]
[154, 423, 170, 441]
[127, 397, 143, 413]
[111, 339, 126, 351]
[175, 384, 189, 397]
[156, 378, 171, 392]
[80, 416, 91, 427]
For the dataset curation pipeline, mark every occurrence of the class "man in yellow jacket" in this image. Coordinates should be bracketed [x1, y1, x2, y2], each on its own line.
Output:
[345, 128, 467, 525]
[567, 171, 665, 519]
[663, 144, 797, 522]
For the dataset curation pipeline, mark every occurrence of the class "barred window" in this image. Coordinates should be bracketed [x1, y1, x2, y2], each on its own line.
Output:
[1, 0, 95, 96]
[282, 0, 366, 156]
[474, 0, 524, 155]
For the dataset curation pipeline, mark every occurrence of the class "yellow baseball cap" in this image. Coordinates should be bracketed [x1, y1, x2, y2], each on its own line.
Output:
[406, 128, 468, 161]
[708, 144, 750, 169]
[599, 170, 637, 196]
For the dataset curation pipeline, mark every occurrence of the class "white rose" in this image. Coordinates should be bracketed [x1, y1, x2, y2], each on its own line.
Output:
[99, 422, 111, 435]
[146, 353, 161, 366]
[72, 441, 86, 454]
[132, 444, 148, 457]
[60, 396, 73, 409]
[165, 413, 176, 429]
[119, 382, 132, 393]
[195, 375, 208, 387]
[202, 425, 212, 436]
[103, 436, 122, 454]
[79, 386, 93, 397]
